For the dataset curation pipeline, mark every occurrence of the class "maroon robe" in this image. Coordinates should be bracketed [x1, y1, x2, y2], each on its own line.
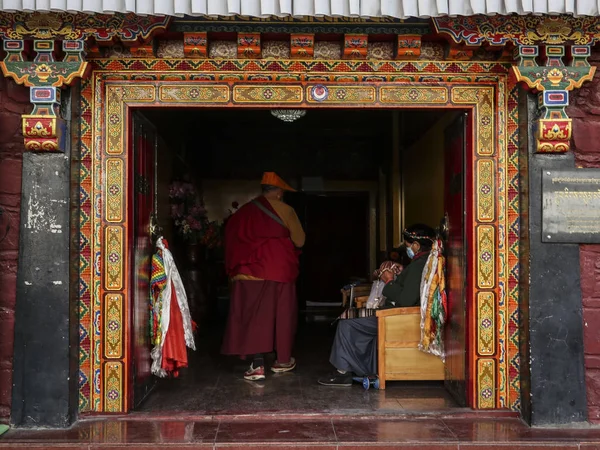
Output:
[224, 196, 299, 283]
[222, 196, 299, 360]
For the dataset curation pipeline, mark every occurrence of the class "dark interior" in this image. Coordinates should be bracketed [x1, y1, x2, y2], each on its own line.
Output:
[133, 108, 459, 415]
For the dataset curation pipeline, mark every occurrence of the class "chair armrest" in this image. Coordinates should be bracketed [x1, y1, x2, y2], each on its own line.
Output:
[376, 306, 421, 317]
[355, 296, 369, 308]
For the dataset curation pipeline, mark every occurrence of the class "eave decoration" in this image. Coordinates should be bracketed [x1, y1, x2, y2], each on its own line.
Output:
[0, 12, 170, 152]
[433, 15, 599, 153]
[0, 12, 597, 153]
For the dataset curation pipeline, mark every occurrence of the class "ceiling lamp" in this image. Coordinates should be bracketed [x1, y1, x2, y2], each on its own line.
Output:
[271, 109, 307, 123]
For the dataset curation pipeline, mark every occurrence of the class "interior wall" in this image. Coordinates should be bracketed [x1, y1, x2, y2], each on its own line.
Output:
[402, 113, 454, 229]
[202, 180, 260, 222]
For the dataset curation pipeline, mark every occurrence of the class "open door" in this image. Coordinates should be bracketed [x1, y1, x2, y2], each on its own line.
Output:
[130, 111, 158, 409]
[443, 113, 468, 407]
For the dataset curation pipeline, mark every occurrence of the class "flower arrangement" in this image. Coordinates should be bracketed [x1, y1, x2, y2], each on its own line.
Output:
[169, 180, 212, 245]
[169, 182, 239, 249]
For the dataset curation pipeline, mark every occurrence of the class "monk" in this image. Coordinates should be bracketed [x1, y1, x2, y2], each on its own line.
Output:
[221, 172, 306, 381]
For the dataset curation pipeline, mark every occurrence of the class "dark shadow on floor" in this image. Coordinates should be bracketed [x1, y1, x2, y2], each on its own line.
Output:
[136, 313, 460, 415]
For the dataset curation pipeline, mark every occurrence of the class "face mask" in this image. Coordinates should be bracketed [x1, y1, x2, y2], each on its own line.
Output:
[406, 246, 415, 259]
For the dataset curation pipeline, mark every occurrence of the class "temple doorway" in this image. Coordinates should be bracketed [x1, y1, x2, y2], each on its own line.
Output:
[129, 107, 467, 415]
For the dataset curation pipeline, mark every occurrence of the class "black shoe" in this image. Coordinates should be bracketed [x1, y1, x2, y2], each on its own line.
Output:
[318, 371, 353, 387]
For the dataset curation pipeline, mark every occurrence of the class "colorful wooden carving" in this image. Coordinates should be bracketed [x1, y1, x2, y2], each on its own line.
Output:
[0, 12, 169, 152]
[0, 39, 86, 152]
[513, 44, 594, 152]
[290, 34, 314, 58]
[79, 58, 521, 414]
[396, 35, 421, 59]
[130, 44, 154, 58]
[446, 47, 474, 61]
[237, 33, 261, 58]
[183, 32, 207, 58]
[344, 34, 368, 59]
[0, 11, 169, 42]
[23, 86, 65, 152]
[433, 14, 598, 153]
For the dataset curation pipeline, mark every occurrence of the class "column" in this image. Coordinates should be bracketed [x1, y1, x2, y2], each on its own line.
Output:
[518, 89, 588, 425]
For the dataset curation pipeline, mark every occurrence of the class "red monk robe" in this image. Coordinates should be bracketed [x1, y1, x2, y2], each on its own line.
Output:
[221, 174, 305, 379]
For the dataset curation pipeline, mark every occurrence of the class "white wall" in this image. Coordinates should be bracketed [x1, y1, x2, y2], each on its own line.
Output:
[202, 180, 261, 222]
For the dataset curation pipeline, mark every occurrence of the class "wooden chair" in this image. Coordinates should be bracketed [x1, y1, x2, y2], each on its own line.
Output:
[341, 284, 372, 307]
[354, 296, 369, 309]
[376, 306, 444, 389]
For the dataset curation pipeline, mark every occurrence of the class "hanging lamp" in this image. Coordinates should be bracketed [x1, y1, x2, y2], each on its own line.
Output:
[271, 109, 307, 123]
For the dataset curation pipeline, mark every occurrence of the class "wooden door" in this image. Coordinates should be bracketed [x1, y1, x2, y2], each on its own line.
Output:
[443, 113, 468, 407]
[130, 111, 158, 408]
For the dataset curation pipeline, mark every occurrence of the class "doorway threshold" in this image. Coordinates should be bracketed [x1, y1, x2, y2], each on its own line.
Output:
[123, 408, 520, 422]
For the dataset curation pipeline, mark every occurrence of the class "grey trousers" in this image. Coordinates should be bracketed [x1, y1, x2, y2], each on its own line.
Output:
[329, 317, 378, 376]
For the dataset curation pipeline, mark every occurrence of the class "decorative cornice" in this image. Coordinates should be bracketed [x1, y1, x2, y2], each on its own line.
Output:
[0, 12, 170, 42]
[433, 14, 600, 46]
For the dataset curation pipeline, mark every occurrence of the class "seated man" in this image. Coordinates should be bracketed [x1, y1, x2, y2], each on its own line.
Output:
[318, 223, 436, 387]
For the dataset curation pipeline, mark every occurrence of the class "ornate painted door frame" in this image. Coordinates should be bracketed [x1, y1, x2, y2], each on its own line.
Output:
[76, 59, 521, 414]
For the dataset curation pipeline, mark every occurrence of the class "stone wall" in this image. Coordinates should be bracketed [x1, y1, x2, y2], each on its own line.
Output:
[568, 51, 600, 423]
[0, 77, 29, 422]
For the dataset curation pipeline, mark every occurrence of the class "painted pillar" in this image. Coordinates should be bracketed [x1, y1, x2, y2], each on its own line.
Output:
[0, 37, 87, 427]
[518, 89, 588, 425]
[10, 85, 80, 427]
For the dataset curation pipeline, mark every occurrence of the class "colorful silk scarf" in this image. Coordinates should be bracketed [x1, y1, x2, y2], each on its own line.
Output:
[149, 237, 196, 377]
[418, 239, 447, 361]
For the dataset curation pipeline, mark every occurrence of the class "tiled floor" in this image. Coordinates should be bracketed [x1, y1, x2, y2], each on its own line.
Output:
[9, 317, 586, 449]
[137, 318, 460, 415]
[3, 416, 600, 448]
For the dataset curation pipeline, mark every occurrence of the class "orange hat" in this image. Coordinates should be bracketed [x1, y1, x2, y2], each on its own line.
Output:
[261, 172, 296, 192]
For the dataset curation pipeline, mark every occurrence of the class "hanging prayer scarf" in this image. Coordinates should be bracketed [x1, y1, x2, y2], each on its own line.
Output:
[150, 249, 168, 347]
[149, 237, 196, 377]
[418, 238, 447, 361]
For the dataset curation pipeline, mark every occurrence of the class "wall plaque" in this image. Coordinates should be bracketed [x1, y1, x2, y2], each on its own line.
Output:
[542, 169, 600, 243]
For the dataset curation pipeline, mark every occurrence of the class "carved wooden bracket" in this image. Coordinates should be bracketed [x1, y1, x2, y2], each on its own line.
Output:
[183, 33, 207, 58]
[238, 33, 261, 59]
[344, 34, 368, 59]
[513, 44, 595, 152]
[291, 34, 314, 59]
[0, 38, 86, 152]
[433, 14, 599, 153]
[0, 12, 169, 152]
